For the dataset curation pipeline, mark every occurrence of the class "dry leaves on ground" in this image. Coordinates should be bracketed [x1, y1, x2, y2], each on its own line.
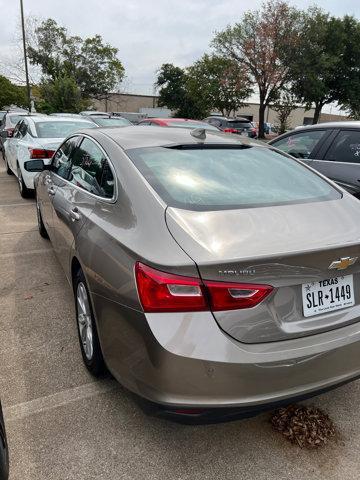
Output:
[270, 404, 336, 448]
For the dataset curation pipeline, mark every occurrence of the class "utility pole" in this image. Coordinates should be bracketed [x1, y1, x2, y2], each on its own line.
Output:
[20, 0, 31, 112]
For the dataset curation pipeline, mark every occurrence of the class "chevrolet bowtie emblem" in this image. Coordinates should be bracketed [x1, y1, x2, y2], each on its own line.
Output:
[328, 257, 358, 270]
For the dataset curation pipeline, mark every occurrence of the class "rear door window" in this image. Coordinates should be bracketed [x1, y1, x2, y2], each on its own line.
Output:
[69, 137, 114, 198]
[271, 130, 327, 159]
[324, 130, 360, 163]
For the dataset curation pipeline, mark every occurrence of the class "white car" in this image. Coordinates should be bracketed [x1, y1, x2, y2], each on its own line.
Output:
[4, 116, 96, 197]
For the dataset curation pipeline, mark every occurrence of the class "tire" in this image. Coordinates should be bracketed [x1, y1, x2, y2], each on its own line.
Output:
[74, 268, 105, 376]
[4, 155, 12, 176]
[17, 165, 32, 198]
[0, 405, 9, 480]
[36, 194, 49, 239]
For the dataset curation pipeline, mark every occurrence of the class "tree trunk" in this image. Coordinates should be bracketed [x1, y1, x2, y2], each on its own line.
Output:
[313, 102, 323, 124]
[258, 102, 266, 139]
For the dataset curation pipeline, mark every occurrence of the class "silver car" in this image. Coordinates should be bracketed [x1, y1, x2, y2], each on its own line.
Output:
[32, 126, 360, 421]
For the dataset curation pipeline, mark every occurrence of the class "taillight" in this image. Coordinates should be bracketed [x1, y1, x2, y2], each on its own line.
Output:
[204, 281, 273, 311]
[5, 128, 14, 138]
[135, 262, 273, 313]
[135, 262, 207, 312]
[223, 128, 238, 133]
[28, 148, 55, 159]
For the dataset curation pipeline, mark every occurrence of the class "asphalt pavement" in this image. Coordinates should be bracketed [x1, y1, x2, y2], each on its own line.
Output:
[1, 158, 360, 480]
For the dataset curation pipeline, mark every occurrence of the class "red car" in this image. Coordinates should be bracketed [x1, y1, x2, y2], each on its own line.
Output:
[138, 118, 220, 131]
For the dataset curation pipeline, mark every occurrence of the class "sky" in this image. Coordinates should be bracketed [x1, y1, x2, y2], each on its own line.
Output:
[0, 0, 359, 112]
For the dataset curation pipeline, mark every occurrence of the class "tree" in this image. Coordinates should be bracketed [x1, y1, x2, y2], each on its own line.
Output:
[187, 54, 252, 116]
[212, 0, 301, 138]
[272, 90, 298, 134]
[37, 75, 89, 114]
[28, 19, 125, 100]
[155, 63, 209, 118]
[288, 8, 347, 124]
[0, 75, 27, 109]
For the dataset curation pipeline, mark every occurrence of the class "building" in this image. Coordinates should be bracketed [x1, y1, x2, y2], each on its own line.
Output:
[92, 93, 348, 128]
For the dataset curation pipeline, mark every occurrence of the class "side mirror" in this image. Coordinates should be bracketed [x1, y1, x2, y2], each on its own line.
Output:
[24, 159, 50, 172]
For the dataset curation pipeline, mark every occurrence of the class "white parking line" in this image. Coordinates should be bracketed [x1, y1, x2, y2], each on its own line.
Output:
[4, 379, 118, 422]
[0, 203, 35, 208]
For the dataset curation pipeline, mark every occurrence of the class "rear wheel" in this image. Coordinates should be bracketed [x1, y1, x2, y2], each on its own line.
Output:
[74, 268, 105, 376]
[17, 165, 32, 198]
[36, 194, 49, 239]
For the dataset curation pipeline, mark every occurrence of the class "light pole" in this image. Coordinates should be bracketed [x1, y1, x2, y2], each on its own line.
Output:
[20, 0, 31, 112]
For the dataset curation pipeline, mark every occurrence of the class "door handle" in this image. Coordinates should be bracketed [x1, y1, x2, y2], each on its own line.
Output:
[47, 186, 56, 196]
[69, 207, 81, 221]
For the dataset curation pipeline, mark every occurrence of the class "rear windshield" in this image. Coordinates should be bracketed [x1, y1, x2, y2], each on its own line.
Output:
[167, 121, 219, 131]
[94, 117, 132, 127]
[228, 121, 252, 129]
[126, 146, 340, 211]
[9, 114, 26, 126]
[35, 121, 96, 138]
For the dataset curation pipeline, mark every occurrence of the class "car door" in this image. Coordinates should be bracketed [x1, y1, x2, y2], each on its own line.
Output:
[51, 136, 115, 278]
[6, 121, 23, 172]
[39, 136, 80, 244]
[316, 129, 360, 195]
[270, 129, 331, 168]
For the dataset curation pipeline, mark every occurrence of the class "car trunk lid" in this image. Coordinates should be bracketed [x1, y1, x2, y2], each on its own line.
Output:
[166, 198, 360, 343]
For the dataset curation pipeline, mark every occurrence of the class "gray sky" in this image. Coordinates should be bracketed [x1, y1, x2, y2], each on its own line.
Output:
[0, 0, 359, 112]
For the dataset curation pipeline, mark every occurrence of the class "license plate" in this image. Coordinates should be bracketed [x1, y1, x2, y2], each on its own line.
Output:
[302, 275, 355, 318]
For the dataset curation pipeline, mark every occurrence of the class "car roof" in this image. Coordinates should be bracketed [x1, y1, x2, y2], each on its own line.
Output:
[294, 121, 360, 130]
[82, 125, 264, 150]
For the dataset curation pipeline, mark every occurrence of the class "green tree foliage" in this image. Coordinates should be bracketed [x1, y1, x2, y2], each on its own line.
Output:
[28, 18, 125, 100]
[37, 76, 89, 114]
[187, 54, 252, 117]
[0, 75, 27, 109]
[272, 90, 298, 134]
[212, 0, 301, 138]
[288, 9, 347, 124]
[156, 63, 209, 118]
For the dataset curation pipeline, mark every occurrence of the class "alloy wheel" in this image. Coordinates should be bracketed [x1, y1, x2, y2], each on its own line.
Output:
[76, 282, 94, 361]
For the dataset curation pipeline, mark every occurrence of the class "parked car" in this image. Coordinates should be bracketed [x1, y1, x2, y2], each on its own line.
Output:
[203, 115, 254, 135]
[111, 111, 148, 124]
[4, 116, 96, 197]
[84, 115, 132, 127]
[32, 125, 360, 422]
[0, 111, 32, 156]
[269, 121, 360, 197]
[0, 402, 9, 480]
[138, 117, 220, 131]
[0, 112, 7, 122]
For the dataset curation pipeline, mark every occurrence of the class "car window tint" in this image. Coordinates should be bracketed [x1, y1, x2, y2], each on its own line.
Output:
[325, 130, 360, 163]
[70, 138, 114, 198]
[52, 137, 79, 179]
[35, 121, 96, 138]
[13, 122, 23, 138]
[127, 146, 340, 211]
[272, 130, 326, 159]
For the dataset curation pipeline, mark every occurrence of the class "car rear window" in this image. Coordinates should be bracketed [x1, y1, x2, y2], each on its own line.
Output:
[228, 121, 252, 129]
[126, 146, 340, 211]
[94, 117, 132, 127]
[35, 121, 96, 138]
[9, 115, 26, 126]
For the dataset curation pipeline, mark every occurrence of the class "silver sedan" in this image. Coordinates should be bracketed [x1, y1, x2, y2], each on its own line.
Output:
[32, 125, 360, 421]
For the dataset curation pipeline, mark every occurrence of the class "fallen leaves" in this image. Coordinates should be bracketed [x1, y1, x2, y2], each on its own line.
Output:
[270, 404, 336, 448]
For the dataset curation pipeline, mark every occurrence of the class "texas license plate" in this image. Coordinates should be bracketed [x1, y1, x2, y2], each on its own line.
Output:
[302, 275, 355, 317]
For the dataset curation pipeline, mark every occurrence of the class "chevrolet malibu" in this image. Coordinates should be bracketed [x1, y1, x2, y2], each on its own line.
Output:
[32, 126, 360, 421]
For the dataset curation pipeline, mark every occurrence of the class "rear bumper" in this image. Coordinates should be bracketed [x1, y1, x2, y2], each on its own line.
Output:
[93, 298, 360, 409]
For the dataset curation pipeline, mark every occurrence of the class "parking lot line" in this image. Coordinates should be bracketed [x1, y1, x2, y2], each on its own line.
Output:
[4, 379, 117, 422]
